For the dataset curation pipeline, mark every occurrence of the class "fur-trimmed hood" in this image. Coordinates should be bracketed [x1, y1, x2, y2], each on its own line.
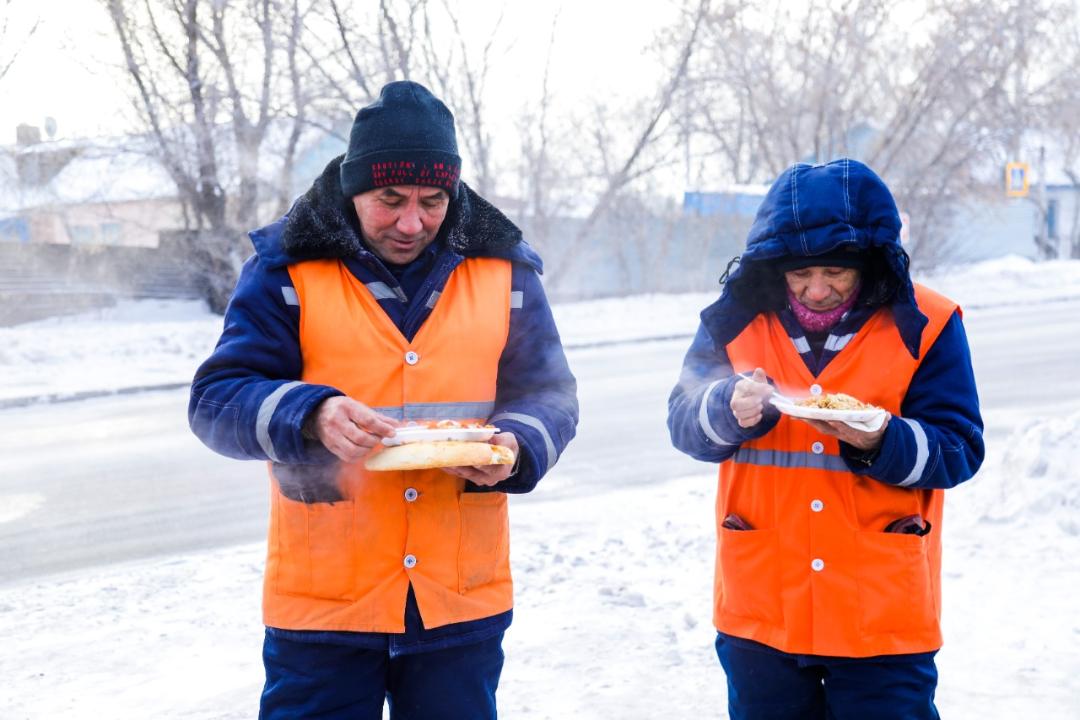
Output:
[249, 155, 541, 272]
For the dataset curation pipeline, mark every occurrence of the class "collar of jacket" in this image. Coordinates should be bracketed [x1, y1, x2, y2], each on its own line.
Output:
[249, 154, 542, 274]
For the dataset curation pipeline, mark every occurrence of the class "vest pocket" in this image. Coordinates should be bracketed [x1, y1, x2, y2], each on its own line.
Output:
[457, 492, 510, 594]
[855, 530, 936, 635]
[274, 494, 357, 601]
[718, 527, 783, 625]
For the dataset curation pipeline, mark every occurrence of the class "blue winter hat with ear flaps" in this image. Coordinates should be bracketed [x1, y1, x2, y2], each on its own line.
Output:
[339, 81, 462, 198]
[701, 158, 929, 358]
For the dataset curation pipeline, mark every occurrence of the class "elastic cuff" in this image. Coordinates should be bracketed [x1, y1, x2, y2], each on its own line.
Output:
[853, 418, 912, 485]
[275, 385, 345, 464]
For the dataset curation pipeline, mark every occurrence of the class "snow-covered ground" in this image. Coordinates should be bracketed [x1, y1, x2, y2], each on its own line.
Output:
[2, 255, 1080, 718]
[2, 254, 1079, 404]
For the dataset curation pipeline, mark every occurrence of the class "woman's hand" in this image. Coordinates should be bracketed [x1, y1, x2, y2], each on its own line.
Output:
[730, 367, 774, 428]
[801, 414, 890, 451]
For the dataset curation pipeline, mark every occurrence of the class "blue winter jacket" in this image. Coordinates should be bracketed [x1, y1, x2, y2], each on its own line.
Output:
[668, 159, 984, 489]
[188, 156, 578, 654]
[189, 156, 578, 493]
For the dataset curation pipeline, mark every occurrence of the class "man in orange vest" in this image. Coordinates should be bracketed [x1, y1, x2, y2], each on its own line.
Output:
[668, 159, 983, 719]
[189, 81, 578, 719]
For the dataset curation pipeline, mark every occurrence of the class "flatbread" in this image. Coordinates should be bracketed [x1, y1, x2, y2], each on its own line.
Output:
[364, 441, 515, 472]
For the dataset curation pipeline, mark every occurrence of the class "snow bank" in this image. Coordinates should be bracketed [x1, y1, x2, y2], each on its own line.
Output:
[951, 410, 1080, 535]
[938, 411, 1080, 717]
[3, 257, 1079, 403]
[917, 255, 1080, 308]
[0, 299, 221, 402]
[552, 291, 715, 347]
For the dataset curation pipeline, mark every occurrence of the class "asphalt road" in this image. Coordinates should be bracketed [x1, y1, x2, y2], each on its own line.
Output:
[1, 297, 1077, 586]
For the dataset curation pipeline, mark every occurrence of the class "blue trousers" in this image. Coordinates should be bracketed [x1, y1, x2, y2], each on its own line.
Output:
[715, 633, 940, 720]
[260, 631, 504, 720]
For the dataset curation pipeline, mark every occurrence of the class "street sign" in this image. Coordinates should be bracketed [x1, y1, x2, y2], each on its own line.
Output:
[1005, 162, 1029, 197]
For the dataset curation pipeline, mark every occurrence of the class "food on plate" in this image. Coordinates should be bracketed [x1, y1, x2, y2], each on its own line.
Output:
[381, 419, 500, 449]
[429, 419, 496, 430]
[364, 440, 515, 471]
[796, 393, 876, 411]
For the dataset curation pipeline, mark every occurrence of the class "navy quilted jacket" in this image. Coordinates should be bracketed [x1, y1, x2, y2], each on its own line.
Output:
[668, 159, 984, 489]
[189, 156, 578, 495]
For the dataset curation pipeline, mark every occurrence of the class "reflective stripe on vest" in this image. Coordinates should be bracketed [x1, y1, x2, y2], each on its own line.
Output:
[373, 401, 496, 421]
[716, 283, 959, 658]
[733, 447, 849, 473]
[263, 256, 514, 634]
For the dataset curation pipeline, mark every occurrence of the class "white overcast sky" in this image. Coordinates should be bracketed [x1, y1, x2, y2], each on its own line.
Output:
[0, 1, 673, 144]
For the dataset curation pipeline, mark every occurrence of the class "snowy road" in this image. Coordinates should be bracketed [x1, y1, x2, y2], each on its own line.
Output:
[963, 298, 1080, 437]
[2, 296, 1078, 586]
[0, 339, 702, 585]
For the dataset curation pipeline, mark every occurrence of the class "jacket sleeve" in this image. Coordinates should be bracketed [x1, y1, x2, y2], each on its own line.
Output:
[840, 311, 985, 488]
[188, 254, 343, 465]
[667, 323, 780, 463]
[484, 265, 579, 493]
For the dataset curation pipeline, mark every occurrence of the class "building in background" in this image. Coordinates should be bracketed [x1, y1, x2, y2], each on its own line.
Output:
[680, 162, 1075, 266]
[0, 124, 183, 248]
[0, 121, 350, 324]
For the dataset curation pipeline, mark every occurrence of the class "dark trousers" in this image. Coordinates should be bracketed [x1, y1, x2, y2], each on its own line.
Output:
[715, 633, 941, 720]
[260, 631, 505, 720]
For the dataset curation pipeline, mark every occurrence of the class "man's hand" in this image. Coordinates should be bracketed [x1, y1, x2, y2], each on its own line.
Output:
[801, 414, 891, 451]
[443, 432, 520, 487]
[730, 367, 774, 428]
[306, 396, 399, 463]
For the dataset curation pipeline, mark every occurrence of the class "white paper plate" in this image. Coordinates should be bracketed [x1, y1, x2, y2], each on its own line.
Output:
[381, 424, 499, 447]
[770, 398, 887, 431]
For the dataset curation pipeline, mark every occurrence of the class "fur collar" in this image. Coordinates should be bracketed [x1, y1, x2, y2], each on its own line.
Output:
[281, 154, 523, 262]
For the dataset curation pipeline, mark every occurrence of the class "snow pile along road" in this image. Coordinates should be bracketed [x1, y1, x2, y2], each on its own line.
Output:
[3, 255, 1078, 405]
[937, 410, 1080, 718]
[954, 410, 1080, 532]
[0, 299, 221, 403]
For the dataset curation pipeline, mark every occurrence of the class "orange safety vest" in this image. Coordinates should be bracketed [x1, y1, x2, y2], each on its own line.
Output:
[716, 283, 958, 657]
[263, 257, 514, 633]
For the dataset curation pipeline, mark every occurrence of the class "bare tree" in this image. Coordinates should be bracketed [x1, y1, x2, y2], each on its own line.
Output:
[575, 0, 711, 243]
[537, 0, 712, 291]
[0, 0, 40, 82]
[1007, 1, 1080, 260]
[307, 0, 508, 197]
[103, 0, 309, 311]
[868, 0, 1066, 265]
[275, 0, 315, 215]
[677, 0, 1077, 267]
[418, 1, 506, 197]
[513, 12, 567, 247]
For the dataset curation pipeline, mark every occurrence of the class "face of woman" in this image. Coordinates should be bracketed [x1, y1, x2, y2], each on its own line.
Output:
[783, 266, 861, 311]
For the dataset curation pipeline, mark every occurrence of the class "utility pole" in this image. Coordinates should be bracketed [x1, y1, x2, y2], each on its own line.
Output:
[1036, 145, 1049, 258]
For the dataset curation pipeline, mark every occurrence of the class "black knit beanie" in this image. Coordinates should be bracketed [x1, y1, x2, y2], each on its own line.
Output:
[339, 81, 462, 198]
[774, 245, 867, 273]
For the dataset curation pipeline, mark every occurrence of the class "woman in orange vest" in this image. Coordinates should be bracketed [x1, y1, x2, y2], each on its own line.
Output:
[190, 82, 578, 719]
[668, 159, 983, 719]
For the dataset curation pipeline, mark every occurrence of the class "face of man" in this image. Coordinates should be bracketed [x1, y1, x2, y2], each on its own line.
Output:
[352, 185, 450, 264]
[783, 266, 861, 311]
